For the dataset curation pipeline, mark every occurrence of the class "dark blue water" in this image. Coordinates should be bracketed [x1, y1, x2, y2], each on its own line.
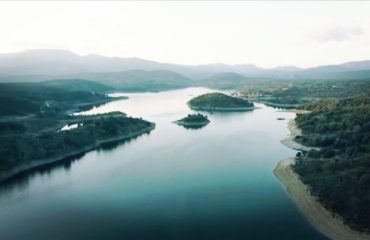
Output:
[0, 88, 326, 240]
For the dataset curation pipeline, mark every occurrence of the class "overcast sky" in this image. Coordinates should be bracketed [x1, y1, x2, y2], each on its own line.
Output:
[1, 1, 370, 68]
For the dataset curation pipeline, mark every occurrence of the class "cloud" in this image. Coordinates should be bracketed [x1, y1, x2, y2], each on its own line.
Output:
[315, 26, 364, 42]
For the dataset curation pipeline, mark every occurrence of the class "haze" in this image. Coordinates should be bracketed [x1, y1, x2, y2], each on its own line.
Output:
[0, 1, 370, 68]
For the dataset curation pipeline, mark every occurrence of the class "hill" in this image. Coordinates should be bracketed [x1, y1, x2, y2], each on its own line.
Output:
[42, 79, 114, 93]
[0, 80, 116, 117]
[293, 96, 370, 231]
[0, 49, 369, 81]
[76, 70, 192, 91]
[197, 72, 250, 89]
[188, 92, 254, 111]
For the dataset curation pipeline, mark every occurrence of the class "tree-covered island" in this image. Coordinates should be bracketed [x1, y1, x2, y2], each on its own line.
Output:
[174, 113, 210, 128]
[187, 92, 254, 111]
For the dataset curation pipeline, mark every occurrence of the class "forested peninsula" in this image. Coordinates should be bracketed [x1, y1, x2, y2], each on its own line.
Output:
[0, 80, 155, 182]
[275, 96, 370, 239]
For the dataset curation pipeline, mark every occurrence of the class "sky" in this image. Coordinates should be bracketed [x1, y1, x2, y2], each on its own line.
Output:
[0, 1, 370, 68]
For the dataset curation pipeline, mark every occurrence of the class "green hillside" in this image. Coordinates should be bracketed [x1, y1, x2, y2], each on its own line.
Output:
[197, 72, 249, 89]
[42, 79, 114, 93]
[77, 70, 192, 91]
[188, 92, 254, 111]
[293, 96, 370, 231]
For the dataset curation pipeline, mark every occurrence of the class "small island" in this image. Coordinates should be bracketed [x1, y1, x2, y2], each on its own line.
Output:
[188, 92, 254, 111]
[174, 113, 210, 128]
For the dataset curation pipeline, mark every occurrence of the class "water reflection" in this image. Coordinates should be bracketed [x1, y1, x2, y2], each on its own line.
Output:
[0, 131, 153, 199]
[0, 88, 326, 240]
[177, 124, 208, 130]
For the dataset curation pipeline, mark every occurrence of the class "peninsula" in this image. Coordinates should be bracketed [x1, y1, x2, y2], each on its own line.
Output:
[188, 92, 254, 111]
[0, 80, 155, 183]
[275, 96, 370, 240]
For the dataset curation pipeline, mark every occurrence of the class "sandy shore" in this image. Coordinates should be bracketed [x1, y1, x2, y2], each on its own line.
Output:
[274, 158, 370, 240]
[280, 119, 319, 152]
[278, 109, 311, 114]
[276, 118, 370, 240]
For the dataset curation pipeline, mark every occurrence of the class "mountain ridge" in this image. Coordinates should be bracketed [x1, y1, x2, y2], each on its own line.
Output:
[0, 49, 370, 86]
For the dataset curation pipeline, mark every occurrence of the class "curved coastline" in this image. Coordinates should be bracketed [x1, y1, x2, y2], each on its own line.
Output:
[0, 123, 155, 183]
[187, 103, 255, 112]
[280, 120, 320, 152]
[174, 120, 209, 127]
[275, 118, 370, 240]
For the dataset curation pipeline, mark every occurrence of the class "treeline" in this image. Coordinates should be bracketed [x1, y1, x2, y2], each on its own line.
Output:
[189, 92, 254, 108]
[0, 81, 113, 117]
[239, 79, 370, 107]
[0, 81, 154, 179]
[292, 96, 370, 231]
[0, 112, 153, 174]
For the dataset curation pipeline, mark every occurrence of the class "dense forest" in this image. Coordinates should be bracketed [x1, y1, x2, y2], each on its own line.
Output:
[175, 113, 210, 129]
[293, 96, 370, 231]
[0, 81, 154, 180]
[239, 79, 370, 108]
[188, 92, 254, 110]
[0, 80, 118, 117]
[177, 113, 209, 123]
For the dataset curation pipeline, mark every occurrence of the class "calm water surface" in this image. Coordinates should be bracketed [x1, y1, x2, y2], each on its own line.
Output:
[0, 88, 326, 240]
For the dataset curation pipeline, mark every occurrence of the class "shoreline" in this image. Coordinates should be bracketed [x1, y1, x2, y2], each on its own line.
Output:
[174, 120, 210, 127]
[280, 119, 319, 152]
[188, 103, 256, 112]
[0, 123, 155, 183]
[275, 118, 370, 240]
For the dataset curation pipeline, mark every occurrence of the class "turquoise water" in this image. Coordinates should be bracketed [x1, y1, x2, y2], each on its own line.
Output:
[0, 88, 326, 239]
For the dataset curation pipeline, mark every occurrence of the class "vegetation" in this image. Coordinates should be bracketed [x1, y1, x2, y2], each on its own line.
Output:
[0, 81, 154, 181]
[239, 79, 370, 108]
[292, 96, 370, 231]
[195, 72, 250, 89]
[188, 92, 254, 111]
[0, 82, 115, 117]
[177, 113, 209, 123]
[42, 79, 114, 93]
[175, 113, 210, 128]
[76, 70, 192, 91]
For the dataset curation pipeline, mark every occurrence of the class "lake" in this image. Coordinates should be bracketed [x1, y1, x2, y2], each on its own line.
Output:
[0, 87, 326, 240]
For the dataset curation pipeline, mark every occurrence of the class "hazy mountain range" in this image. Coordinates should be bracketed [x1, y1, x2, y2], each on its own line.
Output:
[0, 49, 369, 90]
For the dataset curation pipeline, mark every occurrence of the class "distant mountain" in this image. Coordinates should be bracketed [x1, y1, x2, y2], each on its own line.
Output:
[0, 49, 263, 79]
[0, 49, 160, 75]
[0, 49, 369, 90]
[269, 66, 302, 71]
[306, 60, 370, 73]
[341, 60, 370, 70]
[75, 70, 192, 91]
[197, 72, 251, 89]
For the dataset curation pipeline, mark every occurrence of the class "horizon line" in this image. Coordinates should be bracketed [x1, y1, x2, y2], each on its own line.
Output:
[1, 48, 370, 70]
